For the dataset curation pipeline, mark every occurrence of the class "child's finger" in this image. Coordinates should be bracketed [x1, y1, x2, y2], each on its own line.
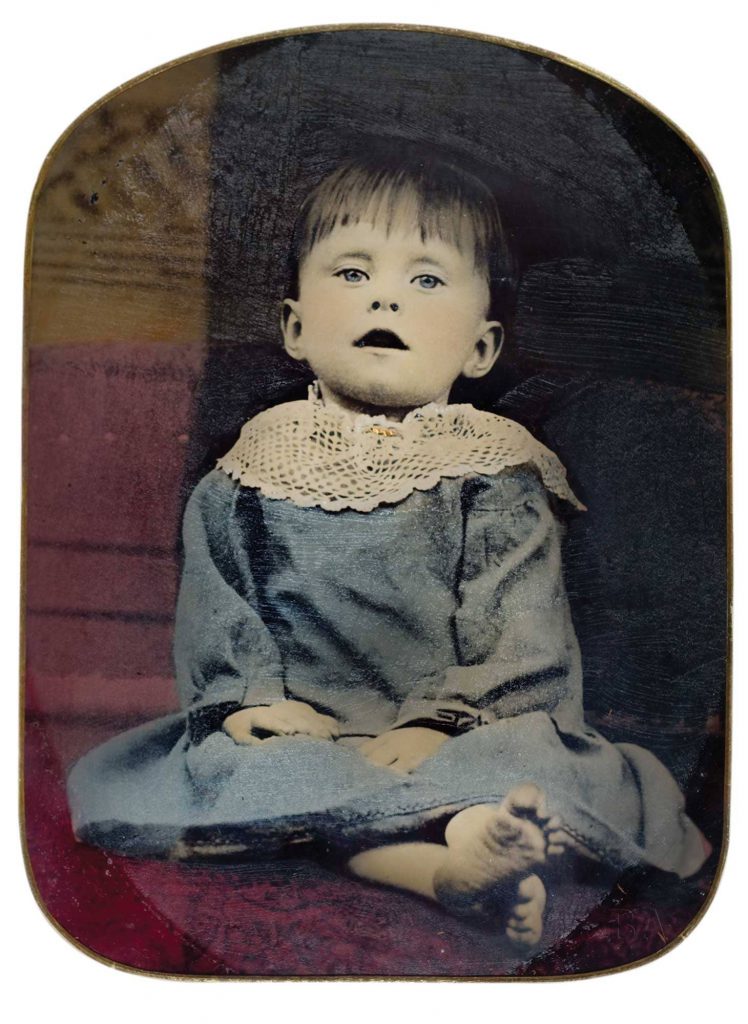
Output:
[398, 751, 432, 773]
[297, 722, 337, 740]
[249, 715, 303, 738]
[362, 747, 391, 765]
[253, 708, 305, 734]
[283, 711, 337, 738]
[361, 743, 400, 767]
[301, 713, 339, 737]
[295, 705, 341, 736]
[246, 708, 283, 732]
[388, 752, 418, 773]
[359, 735, 386, 755]
[252, 707, 336, 740]
[316, 714, 340, 737]
[230, 731, 266, 746]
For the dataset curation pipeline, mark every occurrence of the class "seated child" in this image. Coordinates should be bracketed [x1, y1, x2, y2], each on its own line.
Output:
[68, 152, 708, 950]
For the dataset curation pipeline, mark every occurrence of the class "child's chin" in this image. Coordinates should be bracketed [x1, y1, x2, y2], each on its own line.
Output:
[346, 380, 441, 410]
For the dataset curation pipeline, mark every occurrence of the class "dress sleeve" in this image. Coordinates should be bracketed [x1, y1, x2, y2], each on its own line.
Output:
[173, 469, 286, 725]
[393, 468, 585, 734]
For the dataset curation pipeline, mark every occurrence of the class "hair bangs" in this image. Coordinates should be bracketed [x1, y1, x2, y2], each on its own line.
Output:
[298, 166, 497, 262]
[287, 151, 513, 319]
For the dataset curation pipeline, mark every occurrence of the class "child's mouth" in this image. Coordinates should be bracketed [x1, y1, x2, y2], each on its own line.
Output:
[353, 329, 409, 351]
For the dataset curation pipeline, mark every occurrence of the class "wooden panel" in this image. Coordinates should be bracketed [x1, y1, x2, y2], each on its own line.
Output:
[29, 54, 217, 346]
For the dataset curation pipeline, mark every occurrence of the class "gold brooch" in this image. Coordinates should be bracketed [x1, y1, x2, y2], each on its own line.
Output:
[366, 425, 401, 437]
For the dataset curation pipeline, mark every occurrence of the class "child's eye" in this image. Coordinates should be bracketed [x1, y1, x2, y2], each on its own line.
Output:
[412, 274, 445, 290]
[335, 268, 369, 283]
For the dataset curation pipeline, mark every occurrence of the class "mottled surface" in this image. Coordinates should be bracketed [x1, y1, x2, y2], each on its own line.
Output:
[29, 55, 216, 346]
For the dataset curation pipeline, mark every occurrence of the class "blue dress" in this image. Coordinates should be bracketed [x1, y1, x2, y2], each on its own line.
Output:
[67, 402, 706, 877]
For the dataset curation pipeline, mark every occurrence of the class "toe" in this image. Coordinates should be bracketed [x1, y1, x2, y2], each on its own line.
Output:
[517, 873, 546, 899]
[504, 874, 546, 949]
[503, 783, 549, 822]
[506, 923, 541, 949]
[510, 891, 533, 908]
[546, 828, 568, 856]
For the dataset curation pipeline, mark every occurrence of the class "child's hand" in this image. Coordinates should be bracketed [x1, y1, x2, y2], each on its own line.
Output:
[360, 727, 449, 773]
[222, 701, 340, 745]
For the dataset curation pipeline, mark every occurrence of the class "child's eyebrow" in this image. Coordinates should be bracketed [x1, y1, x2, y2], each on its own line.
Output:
[328, 250, 374, 264]
[409, 255, 447, 268]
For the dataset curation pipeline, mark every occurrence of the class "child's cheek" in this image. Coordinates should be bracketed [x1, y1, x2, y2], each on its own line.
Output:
[312, 282, 360, 319]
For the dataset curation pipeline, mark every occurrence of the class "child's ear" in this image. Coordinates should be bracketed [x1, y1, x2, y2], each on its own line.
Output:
[281, 299, 304, 360]
[461, 322, 504, 379]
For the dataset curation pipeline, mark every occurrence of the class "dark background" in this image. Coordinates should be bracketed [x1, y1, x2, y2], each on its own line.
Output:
[187, 29, 727, 826]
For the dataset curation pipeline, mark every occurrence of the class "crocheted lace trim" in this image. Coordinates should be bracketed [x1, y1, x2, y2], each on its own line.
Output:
[217, 384, 585, 513]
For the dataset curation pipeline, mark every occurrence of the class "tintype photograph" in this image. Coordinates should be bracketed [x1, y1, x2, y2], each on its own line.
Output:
[22, 25, 727, 978]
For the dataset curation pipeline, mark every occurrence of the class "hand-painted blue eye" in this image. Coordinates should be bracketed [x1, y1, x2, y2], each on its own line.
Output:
[413, 274, 444, 289]
[335, 268, 368, 283]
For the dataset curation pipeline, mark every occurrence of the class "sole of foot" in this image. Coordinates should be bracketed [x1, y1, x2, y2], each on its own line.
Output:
[433, 783, 562, 948]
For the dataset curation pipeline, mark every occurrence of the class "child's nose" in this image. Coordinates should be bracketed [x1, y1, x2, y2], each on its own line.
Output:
[369, 300, 400, 312]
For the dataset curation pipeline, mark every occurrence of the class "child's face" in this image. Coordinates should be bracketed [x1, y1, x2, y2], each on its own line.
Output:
[282, 210, 503, 412]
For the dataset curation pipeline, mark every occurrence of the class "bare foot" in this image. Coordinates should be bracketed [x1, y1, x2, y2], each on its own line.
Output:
[433, 783, 561, 947]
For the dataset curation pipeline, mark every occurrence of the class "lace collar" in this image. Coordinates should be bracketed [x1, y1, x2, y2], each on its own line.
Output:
[217, 382, 584, 513]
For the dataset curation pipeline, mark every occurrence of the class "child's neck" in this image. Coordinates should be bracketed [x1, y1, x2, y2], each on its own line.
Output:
[317, 380, 450, 423]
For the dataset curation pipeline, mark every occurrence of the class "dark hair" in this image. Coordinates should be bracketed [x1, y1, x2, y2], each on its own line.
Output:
[286, 148, 514, 322]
